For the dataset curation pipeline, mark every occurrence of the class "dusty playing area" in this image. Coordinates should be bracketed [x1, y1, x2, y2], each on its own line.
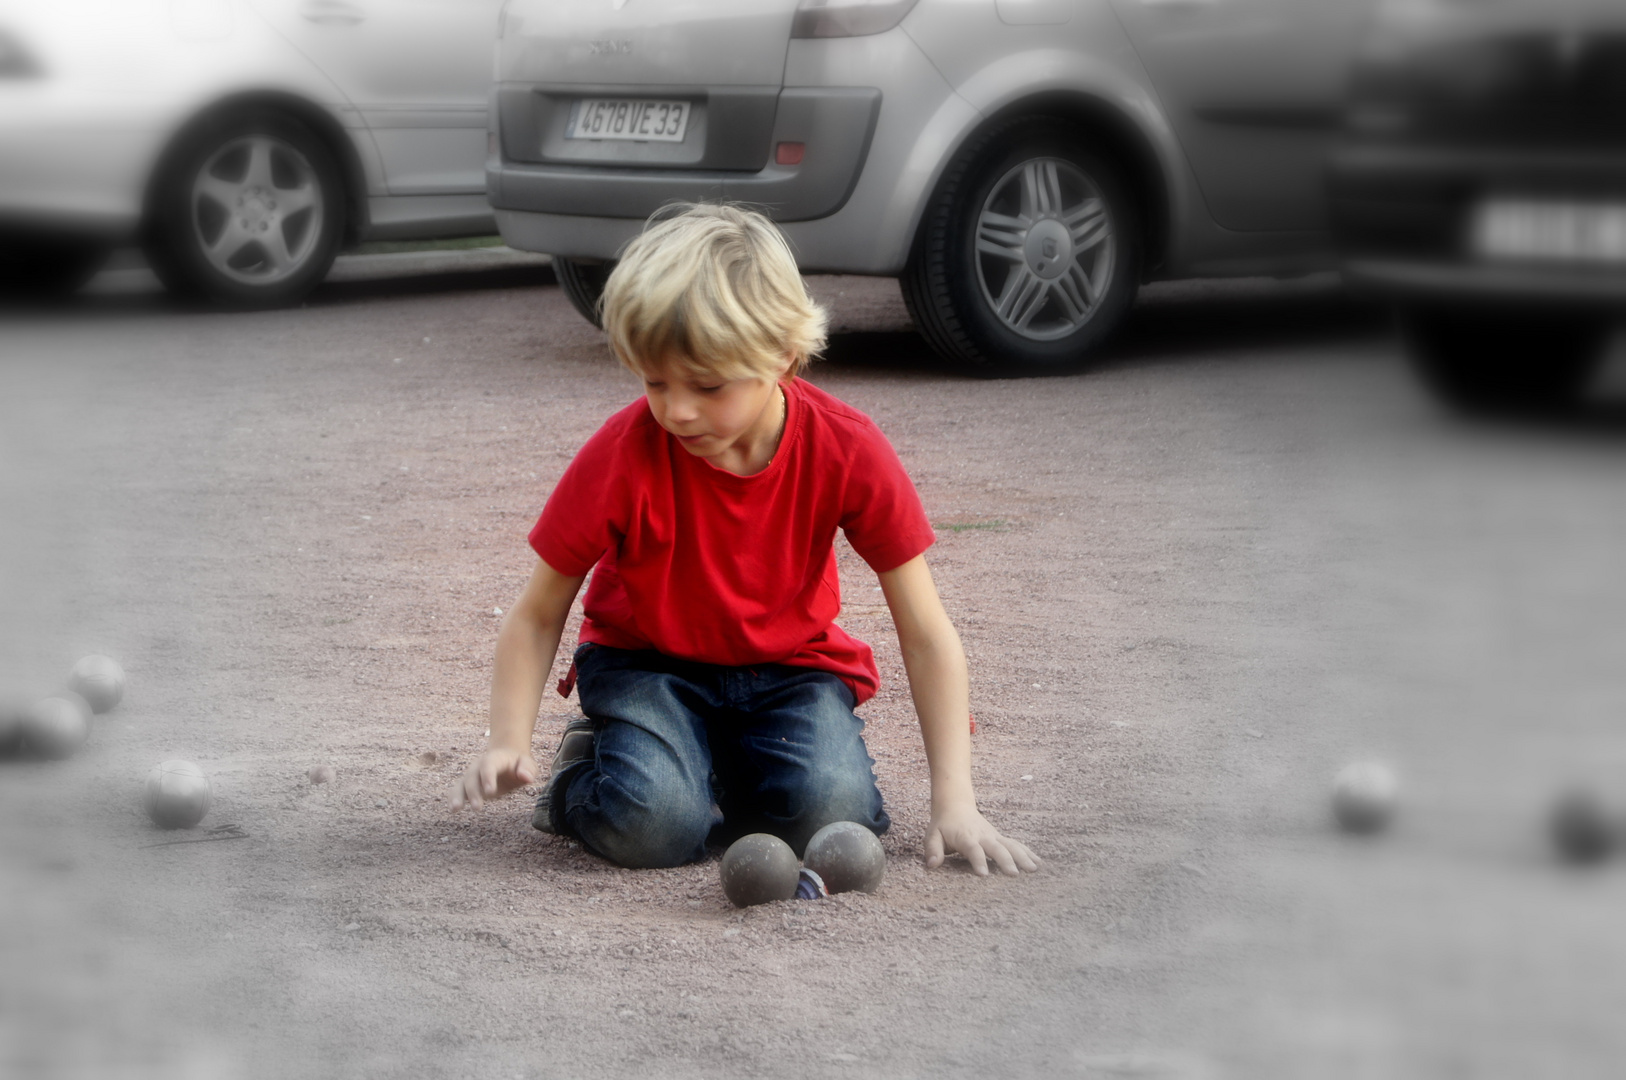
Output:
[3, 271, 1625, 1078]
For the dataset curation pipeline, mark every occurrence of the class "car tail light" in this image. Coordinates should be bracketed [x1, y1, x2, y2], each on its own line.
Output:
[775, 142, 805, 166]
[791, 0, 920, 39]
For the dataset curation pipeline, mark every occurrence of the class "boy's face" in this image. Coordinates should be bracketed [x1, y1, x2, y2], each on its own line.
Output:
[640, 352, 791, 474]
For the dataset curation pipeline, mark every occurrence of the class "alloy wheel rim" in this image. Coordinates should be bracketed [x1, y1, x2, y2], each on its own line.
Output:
[973, 156, 1115, 342]
[190, 135, 323, 286]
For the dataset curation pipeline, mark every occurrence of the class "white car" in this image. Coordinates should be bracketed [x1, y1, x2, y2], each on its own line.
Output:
[492, 0, 1375, 374]
[0, 0, 502, 306]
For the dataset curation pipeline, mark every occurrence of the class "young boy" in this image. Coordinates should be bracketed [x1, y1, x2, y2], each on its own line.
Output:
[452, 204, 1037, 878]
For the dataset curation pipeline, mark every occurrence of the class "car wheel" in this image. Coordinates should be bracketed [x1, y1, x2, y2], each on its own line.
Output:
[555, 257, 614, 328]
[146, 110, 345, 308]
[1401, 305, 1608, 414]
[0, 240, 109, 299]
[902, 117, 1141, 376]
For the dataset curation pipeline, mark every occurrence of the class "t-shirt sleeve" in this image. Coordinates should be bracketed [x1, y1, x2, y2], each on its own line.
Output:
[529, 422, 626, 576]
[838, 420, 935, 573]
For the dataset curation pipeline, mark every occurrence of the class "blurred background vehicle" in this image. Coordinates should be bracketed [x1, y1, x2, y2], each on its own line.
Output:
[0, 0, 502, 308]
[490, 0, 1376, 375]
[1331, 0, 1626, 413]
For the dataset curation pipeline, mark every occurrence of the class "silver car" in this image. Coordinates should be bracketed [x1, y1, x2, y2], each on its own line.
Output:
[0, 0, 503, 307]
[491, 0, 1374, 373]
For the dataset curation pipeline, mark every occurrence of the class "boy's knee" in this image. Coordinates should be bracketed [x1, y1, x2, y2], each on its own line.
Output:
[780, 763, 885, 853]
[572, 784, 714, 869]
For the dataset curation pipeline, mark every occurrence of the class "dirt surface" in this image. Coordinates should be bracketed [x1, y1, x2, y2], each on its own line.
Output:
[3, 268, 1626, 1079]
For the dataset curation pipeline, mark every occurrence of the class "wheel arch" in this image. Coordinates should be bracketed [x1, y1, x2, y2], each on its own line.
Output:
[141, 90, 371, 249]
[980, 92, 1169, 279]
[918, 90, 1173, 281]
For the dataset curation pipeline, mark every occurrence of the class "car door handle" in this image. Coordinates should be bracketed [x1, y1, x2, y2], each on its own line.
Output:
[1136, 0, 1218, 9]
[301, 0, 366, 26]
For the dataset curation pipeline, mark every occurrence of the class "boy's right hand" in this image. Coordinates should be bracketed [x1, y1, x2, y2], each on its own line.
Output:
[450, 749, 538, 810]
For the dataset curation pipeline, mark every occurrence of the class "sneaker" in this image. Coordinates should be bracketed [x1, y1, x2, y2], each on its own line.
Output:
[531, 715, 596, 834]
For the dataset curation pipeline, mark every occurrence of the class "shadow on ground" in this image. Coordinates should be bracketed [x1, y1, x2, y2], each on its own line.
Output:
[0, 263, 557, 320]
[1101, 280, 1393, 366]
[819, 275, 1395, 381]
[307, 264, 557, 307]
[10, 262, 1626, 434]
[819, 277, 1626, 435]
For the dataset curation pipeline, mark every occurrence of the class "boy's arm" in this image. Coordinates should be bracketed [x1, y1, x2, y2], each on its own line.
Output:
[451, 558, 586, 810]
[877, 554, 1040, 877]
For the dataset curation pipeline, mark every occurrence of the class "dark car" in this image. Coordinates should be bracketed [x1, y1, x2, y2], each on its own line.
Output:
[1330, 0, 1626, 411]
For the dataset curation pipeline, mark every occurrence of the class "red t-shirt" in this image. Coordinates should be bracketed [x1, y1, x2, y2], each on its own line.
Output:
[529, 377, 934, 704]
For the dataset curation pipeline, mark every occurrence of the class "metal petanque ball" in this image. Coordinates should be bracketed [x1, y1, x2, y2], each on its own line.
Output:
[1332, 761, 1399, 835]
[1548, 789, 1613, 865]
[802, 820, 886, 894]
[22, 693, 92, 760]
[720, 833, 800, 907]
[0, 693, 30, 753]
[144, 760, 212, 829]
[68, 654, 125, 714]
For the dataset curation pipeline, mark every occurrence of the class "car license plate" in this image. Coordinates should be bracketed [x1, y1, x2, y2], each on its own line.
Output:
[567, 98, 690, 142]
[1473, 199, 1626, 263]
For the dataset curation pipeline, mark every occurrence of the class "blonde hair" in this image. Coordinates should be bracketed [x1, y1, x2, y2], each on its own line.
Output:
[601, 203, 827, 382]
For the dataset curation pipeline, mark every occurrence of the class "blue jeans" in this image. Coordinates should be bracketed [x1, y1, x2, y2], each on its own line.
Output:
[546, 644, 891, 869]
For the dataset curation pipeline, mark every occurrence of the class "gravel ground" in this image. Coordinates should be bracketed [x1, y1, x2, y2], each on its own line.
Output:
[2, 267, 1625, 1079]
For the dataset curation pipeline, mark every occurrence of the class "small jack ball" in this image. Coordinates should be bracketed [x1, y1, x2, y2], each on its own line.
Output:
[23, 693, 92, 760]
[720, 833, 800, 908]
[145, 760, 212, 829]
[1332, 761, 1398, 834]
[1549, 789, 1613, 865]
[802, 821, 886, 894]
[68, 655, 125, 714]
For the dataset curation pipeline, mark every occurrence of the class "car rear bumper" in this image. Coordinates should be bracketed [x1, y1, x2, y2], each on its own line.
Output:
[1330, 143, 1626, 310]
[493, 208, 643, 263]
[488, 86, 881, 230]
[492, 24, 963, 273]
[0, 117, 159, 242]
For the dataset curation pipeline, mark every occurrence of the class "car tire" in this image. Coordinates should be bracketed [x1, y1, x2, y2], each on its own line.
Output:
[0, 240, 109, 299]
[145, 110, 345, 309]
[555, 257, 614, 328]
[902, 116, 1141, 376]
[1401, 304, 1608, 415]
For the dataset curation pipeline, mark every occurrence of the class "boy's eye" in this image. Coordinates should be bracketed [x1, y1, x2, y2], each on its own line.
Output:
[697, 385, 723, 394]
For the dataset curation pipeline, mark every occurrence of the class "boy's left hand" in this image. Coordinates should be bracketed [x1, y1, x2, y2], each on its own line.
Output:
[925, 803, 1041, 877]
